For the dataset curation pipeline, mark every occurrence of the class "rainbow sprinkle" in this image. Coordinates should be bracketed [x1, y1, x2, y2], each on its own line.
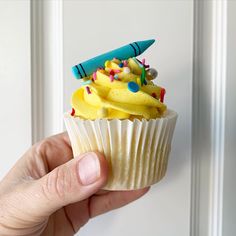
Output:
[82, 80, 92, 85]
[93, 72, 97, 80]
[141, 67, 146, 85]
[110, 75, 114, 82]
[86, 86, 91, 94]
[160, 88, 166, 102]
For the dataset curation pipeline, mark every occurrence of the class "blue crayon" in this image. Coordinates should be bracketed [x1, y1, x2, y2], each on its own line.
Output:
[72, 39, 155, 79]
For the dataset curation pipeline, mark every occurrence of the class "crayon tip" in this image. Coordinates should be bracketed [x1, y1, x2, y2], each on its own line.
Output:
[135, 39, 156, 53]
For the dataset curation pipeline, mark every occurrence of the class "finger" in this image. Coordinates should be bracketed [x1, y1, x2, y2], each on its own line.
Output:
[24, 152, 108, 218]
[32, 132, 73, 171]
[89, 187, 150, 217]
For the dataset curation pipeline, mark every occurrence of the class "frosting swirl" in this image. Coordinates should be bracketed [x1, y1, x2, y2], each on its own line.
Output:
[71, 58, 167, 120]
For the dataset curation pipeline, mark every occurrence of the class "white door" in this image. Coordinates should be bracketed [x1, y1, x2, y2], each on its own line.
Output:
[0, 1, 235, 236]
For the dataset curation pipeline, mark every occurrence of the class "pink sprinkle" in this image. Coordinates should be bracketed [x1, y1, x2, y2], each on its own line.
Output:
[109, 75, 114, 82]
[93, 72, 97, 80]
[123, 60, 128, 66]
[86, 86, 91, 94]
[114, 69, 121, 73]
[142, 58, 146, 65]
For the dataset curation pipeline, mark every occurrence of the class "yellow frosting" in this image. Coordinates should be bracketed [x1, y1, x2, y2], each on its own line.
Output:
[71, 58, 167, 120]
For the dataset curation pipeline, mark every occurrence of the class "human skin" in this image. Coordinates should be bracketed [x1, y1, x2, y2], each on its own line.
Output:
[0, 132, 149, 236]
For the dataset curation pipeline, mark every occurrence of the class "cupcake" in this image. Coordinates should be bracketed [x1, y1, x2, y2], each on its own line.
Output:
[64, 40, 177, 190]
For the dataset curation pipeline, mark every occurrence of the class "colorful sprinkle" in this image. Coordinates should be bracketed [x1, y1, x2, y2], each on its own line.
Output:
[141, 67, 146, 85]
[160, 88, 166, 103]
[93, 72, 97, 80]
[114, 74, 119, 79]
[110, 75, 114, 82]
[133, 57, 143, 67]
[86, 86, 91, 94]
[123, 67, 130, 74]
[136, 77, 141, 87]
[71, 108, 75, 116]
[82, 80, 92, 85]
[109, 70, 115, 76]
[128, 81, 139, 93]
[114, 69, 121, 73]
[138, 58, 150, 68]
[119, 62, 124, 68]
[123, 60, 128, 66]
[151, 92, 157, 98]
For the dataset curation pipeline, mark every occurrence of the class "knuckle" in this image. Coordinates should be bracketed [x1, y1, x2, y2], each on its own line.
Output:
[35, 138, 54, 156]
[42, 165, 73, 202]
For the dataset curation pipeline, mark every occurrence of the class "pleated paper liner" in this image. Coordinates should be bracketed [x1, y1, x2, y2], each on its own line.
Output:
[64, 110, 177, 190]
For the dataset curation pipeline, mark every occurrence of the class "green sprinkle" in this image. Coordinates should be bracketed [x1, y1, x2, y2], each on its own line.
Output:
[141, 67, 146, 85]
[82, 80, 92, 85]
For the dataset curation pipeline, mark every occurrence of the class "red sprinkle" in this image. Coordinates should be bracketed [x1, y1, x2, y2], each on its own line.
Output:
[160, 88, 166, 103]
[151, 92, 157, 98]
[86, 86, 91, 94]
[114, 69, 121, 73]
[71, 108, 75, 116]
[110, 70, 115, 76]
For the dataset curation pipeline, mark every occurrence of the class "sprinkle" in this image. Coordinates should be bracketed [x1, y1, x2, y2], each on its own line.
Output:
[133, 57, 143, 67]
[110, 75, 114, 82]
[138, 58, 150, 68]
[136, 77, 141, 86]
[123, 60, 128, 66]
[128, 81, 139, 93]
[71, 108, 75, 116]
[109, 70, 115, 76]
[119, 62, 124, 68]
[123, 67, 130, 74]
[141, 67, 146, 85]
[114, 69, 121, 73]
[86, 86, 91, 94]
[114, 74, 119, 79]
[82, 80, 92, 85]
[151, 92, 157, 98]
[144, 80, 147, 85]
[160, 88, 166, 103]
[93, 72, 97, 80]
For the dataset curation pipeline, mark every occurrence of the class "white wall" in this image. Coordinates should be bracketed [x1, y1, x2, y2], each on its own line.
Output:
[0, 0, 31, 179]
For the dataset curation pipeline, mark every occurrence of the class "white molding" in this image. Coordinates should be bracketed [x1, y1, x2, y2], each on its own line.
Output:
[31, 0, 64, 142]
[209, 1, 227, 236]
[191, 1, 227, 236]
[31, 0, 44, 143]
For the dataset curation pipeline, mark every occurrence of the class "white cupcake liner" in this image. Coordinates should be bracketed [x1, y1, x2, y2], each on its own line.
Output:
[64, 110, 177, 190]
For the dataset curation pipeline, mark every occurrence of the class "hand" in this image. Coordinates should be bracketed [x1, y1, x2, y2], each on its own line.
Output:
[0, 133, 149, 236]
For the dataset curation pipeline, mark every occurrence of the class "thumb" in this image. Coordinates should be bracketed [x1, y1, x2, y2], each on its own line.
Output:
[28, 152, 108, 217]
